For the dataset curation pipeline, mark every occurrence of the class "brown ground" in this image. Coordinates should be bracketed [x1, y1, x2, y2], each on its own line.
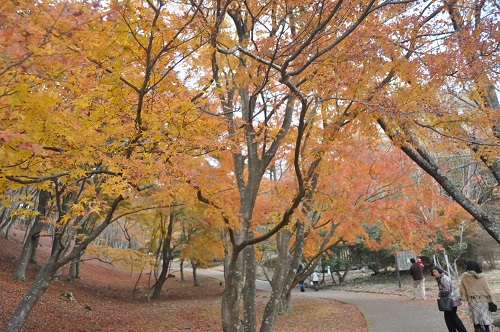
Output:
[0, 232, 367, 332]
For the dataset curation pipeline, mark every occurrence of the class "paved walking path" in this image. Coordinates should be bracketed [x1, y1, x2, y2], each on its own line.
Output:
[198, 268, 474, 332]
[294, 288, 473, 332]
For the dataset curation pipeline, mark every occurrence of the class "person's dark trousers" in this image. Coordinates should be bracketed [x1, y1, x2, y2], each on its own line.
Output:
[474, 325, 491, 332]
[443, 307, 467, 332]
[313, 281, 319, 291]
[299, 282, 305, 292]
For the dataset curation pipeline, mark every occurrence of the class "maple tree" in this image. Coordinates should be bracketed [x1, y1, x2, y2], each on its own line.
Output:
[188, 0, 500, 330]
[254, 128, 462, 318]
[188, 1, 443, 331]
[361, 0, 500, 244]
[148, 210, 176, 298]
[0, 0, 220, 330]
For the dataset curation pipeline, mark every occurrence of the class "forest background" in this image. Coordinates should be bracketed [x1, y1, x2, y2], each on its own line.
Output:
[1, 0, 500, 332]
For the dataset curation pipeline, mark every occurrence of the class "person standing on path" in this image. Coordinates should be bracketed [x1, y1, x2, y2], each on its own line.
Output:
[311, 271, 319, 291]
[459, 260, 494, 332]
[431, 266, 468, 332]
[410, 257, 426, 300]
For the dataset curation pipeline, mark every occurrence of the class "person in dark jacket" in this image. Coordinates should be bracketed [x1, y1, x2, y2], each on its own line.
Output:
[432, 266, 468, 332]
[409, 257, 426, 300]
[297, 264, 305, 292]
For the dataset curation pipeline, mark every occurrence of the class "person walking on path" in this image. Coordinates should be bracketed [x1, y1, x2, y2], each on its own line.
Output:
[311, 271, 319, 291]
[459, 260, 494, 332]
[410, 257, 426, 300]
[431, 266, 468, 332]
[297, 264, 305, 292]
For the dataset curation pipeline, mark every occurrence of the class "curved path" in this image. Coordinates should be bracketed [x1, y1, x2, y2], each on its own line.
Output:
[294, 288, 473, 332]
[198, 268, 474, 332]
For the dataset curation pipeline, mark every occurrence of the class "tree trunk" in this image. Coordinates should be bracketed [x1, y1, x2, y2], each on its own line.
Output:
[151, 211, 174, 299]
[4, 216, 15, 240]
[334, 264, 350, 285]
[260, 221, 308, 331]
[5, 255, 58, 332]
[243, 241, 256, 332]
[222, 251, 244, 332]
[13, 190, 50, 281]
[66, 217, 90, 282]
[279, 290, 292, 315]
[259, 231, 290, 332]
[193, 261, 200, 286]
[0, 206, 7, 229]
[29, 234, 40, 264]
[67, 236, 83, 282]
[180, 259, 185, 281]
[329, 270, 338, 285]
[67, 253, 81, 283]
[22, 215, 37, 244]
[0, 207, 11, 236]
[51, 234, 71, 279]
[260, 286, 283, 332]
[75, 255, 81, 279]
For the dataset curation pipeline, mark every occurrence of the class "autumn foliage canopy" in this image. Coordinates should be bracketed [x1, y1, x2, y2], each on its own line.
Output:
[1, 0, 499, 331]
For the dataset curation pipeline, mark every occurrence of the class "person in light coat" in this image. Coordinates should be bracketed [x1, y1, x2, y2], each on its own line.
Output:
[311, 271, 319, 291]
[459, 260, 494, 332]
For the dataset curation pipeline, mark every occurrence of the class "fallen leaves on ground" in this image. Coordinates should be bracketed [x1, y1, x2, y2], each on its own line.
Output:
[0, 233, 366, 332]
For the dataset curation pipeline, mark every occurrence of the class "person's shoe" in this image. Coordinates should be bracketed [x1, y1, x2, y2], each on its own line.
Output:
[412, 297, 416, 300]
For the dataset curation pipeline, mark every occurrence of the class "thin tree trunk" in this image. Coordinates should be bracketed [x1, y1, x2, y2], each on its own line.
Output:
[67, 216, 90, 282]
[68, 235, 83, 282]
[192, 261, 200, 286]
[0, 207, 9, 235]
[22, 215, 38, 244]
[4, 216, 15, 240]
[259, 232, 290, 332]
[151, 211, 174, 299]
[132, 267, 144, 300]
[13, 190, 50, 281]
[75, 254, 81, 279]
[67, 252, 82, 283]
[260, 221, 308, 331]
[51, 234, 71, 279]
[243, 240, 256, 332]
